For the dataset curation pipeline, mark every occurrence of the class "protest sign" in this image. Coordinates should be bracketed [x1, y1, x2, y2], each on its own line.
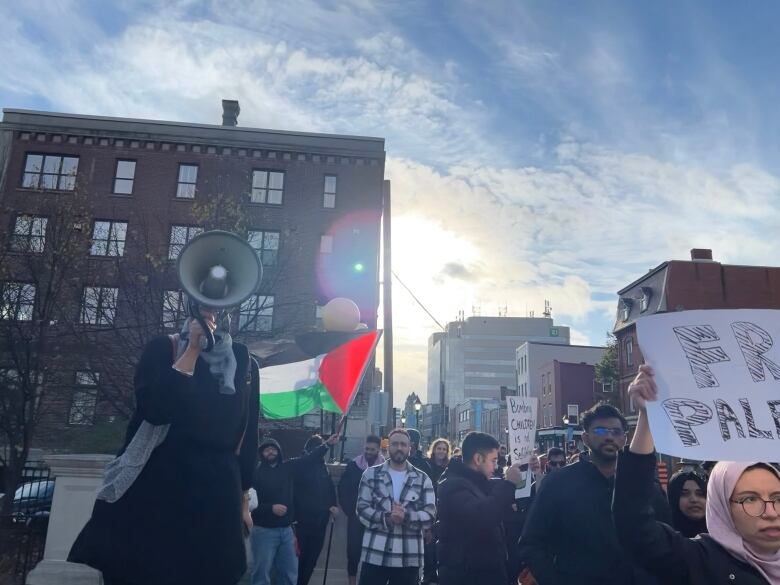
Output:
[506, 396, 538, 497]
[636, 309, 780, 461]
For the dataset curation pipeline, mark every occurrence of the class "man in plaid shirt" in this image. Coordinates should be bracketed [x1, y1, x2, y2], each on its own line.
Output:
[357, 428, 436, 585]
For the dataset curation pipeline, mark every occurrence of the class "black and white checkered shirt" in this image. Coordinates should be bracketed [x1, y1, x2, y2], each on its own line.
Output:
[357, 460, 436, 568]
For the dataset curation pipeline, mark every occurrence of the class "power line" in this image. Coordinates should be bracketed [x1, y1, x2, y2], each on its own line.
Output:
[391, 270, 445, 331]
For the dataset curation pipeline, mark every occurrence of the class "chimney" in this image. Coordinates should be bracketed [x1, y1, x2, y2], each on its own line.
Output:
[690, 248, 714, 261]
[222, 99, 240, 126]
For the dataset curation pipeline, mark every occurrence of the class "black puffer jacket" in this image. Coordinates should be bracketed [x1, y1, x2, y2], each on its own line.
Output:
[436, 459, 516, 585]
[614, 450, 770, 585]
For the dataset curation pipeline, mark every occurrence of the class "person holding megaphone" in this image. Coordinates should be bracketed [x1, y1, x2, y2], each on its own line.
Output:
[69, 231, 262, 585]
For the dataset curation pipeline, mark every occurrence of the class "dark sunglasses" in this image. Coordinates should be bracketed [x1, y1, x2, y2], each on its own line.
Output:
[589, 427, 627, 438]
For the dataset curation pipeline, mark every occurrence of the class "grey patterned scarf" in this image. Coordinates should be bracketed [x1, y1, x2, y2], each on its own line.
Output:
[96, 320, 237, 503]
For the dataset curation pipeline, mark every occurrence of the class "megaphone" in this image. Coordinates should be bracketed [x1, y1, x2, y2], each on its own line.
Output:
[177, 230, 263, 350]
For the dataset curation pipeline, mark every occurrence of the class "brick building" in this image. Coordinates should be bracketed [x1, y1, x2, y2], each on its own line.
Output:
[613, 248, 780, 425]
[0, 102, 385, 454]
[537, 360, 597, 429]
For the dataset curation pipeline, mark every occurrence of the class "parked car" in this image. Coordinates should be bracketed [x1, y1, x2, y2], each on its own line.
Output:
[6, 480, 55, 523]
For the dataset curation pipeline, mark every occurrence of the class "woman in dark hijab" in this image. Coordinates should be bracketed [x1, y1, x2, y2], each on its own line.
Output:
[667, 470, 709, 537]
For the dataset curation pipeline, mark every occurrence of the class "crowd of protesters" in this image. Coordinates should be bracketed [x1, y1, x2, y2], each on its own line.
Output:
[241, 383, 780, 585]
[335, 371, 780, 585]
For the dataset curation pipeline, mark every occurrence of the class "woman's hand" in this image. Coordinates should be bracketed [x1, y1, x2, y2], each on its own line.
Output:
[187, 315, 216, 354]
[627, 365, 658, 411]
[628, 364, 657, 454]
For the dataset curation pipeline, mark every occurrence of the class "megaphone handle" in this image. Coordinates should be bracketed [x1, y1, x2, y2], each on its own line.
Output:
[188, 299, 215, 353]
[195, 313, 215, 352]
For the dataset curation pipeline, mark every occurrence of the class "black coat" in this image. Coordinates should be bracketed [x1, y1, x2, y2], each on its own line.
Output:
[337, 459, 365, 519]
[614, 449, 769, 585]
[436, 459, 517, 585]
[69, 336, 259, 585]
[426, 459, 448, 495]
[251, 438, 329, 528]
[518, 458, 659, 585]
[293, 446, 337, 525]
[410, 451, 433, 479]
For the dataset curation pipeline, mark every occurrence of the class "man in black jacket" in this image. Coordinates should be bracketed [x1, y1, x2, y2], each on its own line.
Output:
[407, 428, 433, 479]
[436, 432, 524, 585]
[293, 435, 340, 585]
[337, 435, 384, 585]
[518, 403, 658, 585]
[250, 434, 338, 585]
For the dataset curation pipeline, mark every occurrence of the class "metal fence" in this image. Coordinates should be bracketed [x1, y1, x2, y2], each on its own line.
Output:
[0, 463, 52, 585]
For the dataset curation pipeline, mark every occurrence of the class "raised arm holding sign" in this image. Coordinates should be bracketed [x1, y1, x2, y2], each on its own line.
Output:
[635, 309, 780, 461]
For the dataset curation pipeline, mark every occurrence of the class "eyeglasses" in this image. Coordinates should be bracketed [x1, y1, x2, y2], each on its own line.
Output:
[730, 496, 780, 518]
[547, 460, 566, 468]
[589, 427, 627, 438]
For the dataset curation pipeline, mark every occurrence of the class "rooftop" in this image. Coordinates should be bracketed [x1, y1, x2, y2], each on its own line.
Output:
[1, 108, 386, 157]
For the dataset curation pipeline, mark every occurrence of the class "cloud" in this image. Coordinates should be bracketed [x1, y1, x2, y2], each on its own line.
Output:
[6, 1, 780, 404]
[438, 262, 481, 283]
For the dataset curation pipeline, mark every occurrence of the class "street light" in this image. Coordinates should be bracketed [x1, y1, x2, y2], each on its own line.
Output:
[401, 414, 407, 427]
[414, 398, 423, 440]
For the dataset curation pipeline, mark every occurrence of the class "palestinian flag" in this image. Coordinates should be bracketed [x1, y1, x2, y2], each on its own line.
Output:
[258, 330, 382, 419]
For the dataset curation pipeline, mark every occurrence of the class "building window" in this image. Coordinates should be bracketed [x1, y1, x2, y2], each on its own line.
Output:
[323, 175, 337, 208]
[90, 220, 128, 257]
[80, 286, 118, 325]
[626, 338, 634, 366]
[22, 153, 79, 191]
[247, 230, 280, 267]
[113, 160, 136, 194]
[315, 304, 324, 328]
[69, 371, 99, 425]
[162, 290, 186, 329]
[0, 282, 35, 321]
[239, 294, 274, 332]
[620, 298, 632, 321]
[10, 215, 47, 253]
[320, 235, 333, 254]
[168, 225, 204, 260]
[251, 170, 284, 205]
[0, 369, 43, 408]
[176, 164, 198, 198]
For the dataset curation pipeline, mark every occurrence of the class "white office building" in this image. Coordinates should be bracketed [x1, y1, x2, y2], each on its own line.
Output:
[428, 316, 571, 409]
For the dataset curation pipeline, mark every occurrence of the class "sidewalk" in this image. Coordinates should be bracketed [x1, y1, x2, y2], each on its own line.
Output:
[309, 512, 349, 585]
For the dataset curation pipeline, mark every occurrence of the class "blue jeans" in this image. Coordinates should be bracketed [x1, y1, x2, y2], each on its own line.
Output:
[250, 526, 298, 585]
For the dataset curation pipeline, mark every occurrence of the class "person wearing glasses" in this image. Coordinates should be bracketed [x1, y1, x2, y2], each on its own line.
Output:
[614, 365, 780, 585]
[518, 402, 660, 585]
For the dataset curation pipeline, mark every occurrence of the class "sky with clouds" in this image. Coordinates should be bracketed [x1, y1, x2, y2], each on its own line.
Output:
[5, 0, 780, 405]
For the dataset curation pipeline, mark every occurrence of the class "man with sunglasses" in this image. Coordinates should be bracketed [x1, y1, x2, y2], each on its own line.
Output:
[518, 403, 660, 585]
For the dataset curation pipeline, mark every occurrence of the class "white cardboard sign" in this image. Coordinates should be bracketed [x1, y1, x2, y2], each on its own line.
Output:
[506, 396, 538, 497]
[636, 309, 780, 461]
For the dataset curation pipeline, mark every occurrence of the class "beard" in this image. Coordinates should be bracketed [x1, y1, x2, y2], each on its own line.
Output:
[389, 450, 408, 464]
[263, 453, 278, 465]
[594, 443, 619, 461]
[365, 454, 378, 465]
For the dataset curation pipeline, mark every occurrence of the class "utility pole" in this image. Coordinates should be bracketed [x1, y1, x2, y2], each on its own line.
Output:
[382, 180, 394, 430]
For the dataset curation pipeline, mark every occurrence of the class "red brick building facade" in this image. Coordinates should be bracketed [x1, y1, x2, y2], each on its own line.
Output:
[0, 104, 385, 453]
[537, 359, 597, 428]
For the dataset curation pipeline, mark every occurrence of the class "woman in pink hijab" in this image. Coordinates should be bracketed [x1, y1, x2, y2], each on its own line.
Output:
[613, 365, 780, 585]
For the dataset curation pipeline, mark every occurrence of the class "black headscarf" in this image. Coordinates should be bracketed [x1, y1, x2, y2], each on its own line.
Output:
[667, 470, 708, 538]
